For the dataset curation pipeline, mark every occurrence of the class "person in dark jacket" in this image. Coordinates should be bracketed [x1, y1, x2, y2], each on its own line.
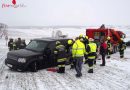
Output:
[86, 38, 97, 73]
[54, 41, 67, 73]
[16, 38, 22, 49]
[66, 39, 74, 69]
[84, 36, 89, 64]
[99, 24, 105, 29]
[83, 36, 89, 48]
[13, 39, 17, 50]
[118, 38, 126, 58]
[100, 40, 107, 66]
[8, 38, 14, 51]
[21, 39, 26, 49]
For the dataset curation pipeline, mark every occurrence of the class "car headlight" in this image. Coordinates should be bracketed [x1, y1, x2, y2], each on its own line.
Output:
[18, 58, 26, 63]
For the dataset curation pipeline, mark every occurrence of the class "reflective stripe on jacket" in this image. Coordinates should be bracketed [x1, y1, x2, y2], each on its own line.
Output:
[87, 43, 97, 54]
[58, 65, 65, 67]
[119, 41, 126, 51]
[57, 58, 67, 62]
[54, 44, 67, 59]
[72, 39, 86, 57]
[86, 42, 97, 59]
[107, 41, 111, 49]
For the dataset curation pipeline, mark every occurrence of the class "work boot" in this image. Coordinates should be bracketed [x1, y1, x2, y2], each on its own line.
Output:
[57, 68, 65, 73]
[60, 67, 65, 73]
[88, 69, 93, 73]
[57, 68, 62, 73]
[100, 64, 105, 66]
[70, 65, 74, 69]
[120, 56, 124, 58]
[75, 73, 82, 77]
[107, 56, 110, 59]
[57, 70, 62, 73]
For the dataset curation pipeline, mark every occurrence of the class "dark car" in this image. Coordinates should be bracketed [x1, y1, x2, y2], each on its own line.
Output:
[5, 38, 70, 72]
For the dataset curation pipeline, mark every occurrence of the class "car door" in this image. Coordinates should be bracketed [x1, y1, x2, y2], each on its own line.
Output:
[45, 41, 57, 67]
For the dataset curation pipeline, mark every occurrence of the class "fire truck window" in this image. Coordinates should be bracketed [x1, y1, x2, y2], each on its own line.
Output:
[94, 32, 100, 39]
[100, 32, 105, 36]
[113, 35, 118, 41]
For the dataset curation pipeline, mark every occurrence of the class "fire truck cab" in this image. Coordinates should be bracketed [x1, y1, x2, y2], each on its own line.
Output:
[86, 28, 125, 53]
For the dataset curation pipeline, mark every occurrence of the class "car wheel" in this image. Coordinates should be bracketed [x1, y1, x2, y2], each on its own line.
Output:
[30, 61, 38, 72]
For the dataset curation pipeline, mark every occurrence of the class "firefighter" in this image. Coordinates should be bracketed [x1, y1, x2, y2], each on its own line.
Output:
[79, 35, 89, 64]
[79, 34, 84, 42]
[84, 36, 90, 64]
[8, 38, 14, 51]
[13, 39, 17, 50]
[21, 39, 26, 49]
[99, 24, 105, 29]
[118, 38, 126, 58]
[16, 37, 22, 50]
[66, 39, 74, 69]
[84, 36, 89, 48]
[107, 37, 112, 58]
[54, 41, 67, 73]
[100, 40, 107, 66]
[86, 38, 97, 73]
[72, 37, 86, 77]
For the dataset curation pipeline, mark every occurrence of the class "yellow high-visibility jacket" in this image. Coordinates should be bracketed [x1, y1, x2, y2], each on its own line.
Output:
[86, 42, 97, 59]
[72, 39, 86, 57]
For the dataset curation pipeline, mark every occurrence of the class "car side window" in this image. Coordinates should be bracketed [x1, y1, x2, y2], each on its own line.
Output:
[47, 42, 56, 51]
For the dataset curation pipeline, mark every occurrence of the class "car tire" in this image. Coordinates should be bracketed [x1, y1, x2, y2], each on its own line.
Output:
[30, 61, 38, 72]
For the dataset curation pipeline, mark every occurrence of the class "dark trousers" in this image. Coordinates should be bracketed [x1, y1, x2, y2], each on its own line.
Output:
[119, 50, 124, 58]
[57, 61, 65, 73]
[101, 54, 106, 65]
[107, 50, 111, 58]
[94, 59, 96, 65]
[58, 67, 65, 73]
[9, 47, 13, 51]
[88, 59, 94, 69]
[73, 57, 83, 75]
[69, 57, 74, 65]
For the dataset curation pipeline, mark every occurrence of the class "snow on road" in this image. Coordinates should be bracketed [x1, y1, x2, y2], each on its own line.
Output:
[0, 28, 130, 90]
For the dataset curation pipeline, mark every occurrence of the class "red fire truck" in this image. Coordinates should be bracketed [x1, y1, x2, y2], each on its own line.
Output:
[86, 27, 126, 53]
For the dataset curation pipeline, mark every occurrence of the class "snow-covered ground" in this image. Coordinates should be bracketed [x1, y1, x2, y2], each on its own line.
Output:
[0, 26, 130, 90]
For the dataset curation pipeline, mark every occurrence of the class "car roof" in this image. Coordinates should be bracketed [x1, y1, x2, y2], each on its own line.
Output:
[33, 37, 70, 42]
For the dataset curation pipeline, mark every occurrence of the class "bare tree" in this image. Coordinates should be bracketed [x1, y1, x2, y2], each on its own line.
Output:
[0, 23, 8, 45]
[0, 23, 8, 38]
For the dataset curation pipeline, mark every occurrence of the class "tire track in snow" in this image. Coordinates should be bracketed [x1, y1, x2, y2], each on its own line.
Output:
[82, 65, 130, 90]
[35, 70, 69, 90]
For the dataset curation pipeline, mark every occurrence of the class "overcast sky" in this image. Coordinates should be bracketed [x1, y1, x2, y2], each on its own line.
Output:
[0, 0, 130, 26]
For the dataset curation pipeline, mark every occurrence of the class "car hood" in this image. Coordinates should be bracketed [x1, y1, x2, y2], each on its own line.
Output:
[8, 49, 42, 57]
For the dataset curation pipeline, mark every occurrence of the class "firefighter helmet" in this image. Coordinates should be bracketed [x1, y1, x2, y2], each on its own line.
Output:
[107, 37, 111, 40]
[120, 38, 123, 41]
[79, 34, 83, 38]
[56, 41, 61, 45]
[68, 40, 73, 45]
[85, 36, 88, 39]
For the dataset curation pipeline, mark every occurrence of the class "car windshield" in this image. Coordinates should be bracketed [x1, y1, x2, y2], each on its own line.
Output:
[26, 40, 48, 52]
